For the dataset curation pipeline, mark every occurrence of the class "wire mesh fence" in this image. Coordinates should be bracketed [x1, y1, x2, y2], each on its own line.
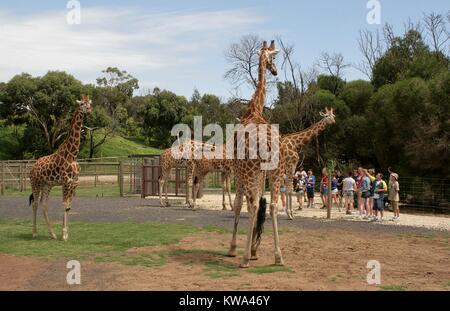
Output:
[1, 158, 448, 213]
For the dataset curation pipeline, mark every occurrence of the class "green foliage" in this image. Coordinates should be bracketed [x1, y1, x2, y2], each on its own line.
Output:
[143, 88, 191, 148]
[317, 74, 346, 95]
[339, 80, 374, 115]
[0, 71, 86, 156]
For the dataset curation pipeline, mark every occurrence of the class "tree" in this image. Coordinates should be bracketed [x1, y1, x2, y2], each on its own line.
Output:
[317, 52, 349, 95]
[0, 71, 85, 156]
[95, 67, 139, 115]
[339, 80, 374, 115]
[143, 88, 191, 148]
[224, 34, 262, 89]
[82, 106, 114, 159]
[423, 12, 449, 56]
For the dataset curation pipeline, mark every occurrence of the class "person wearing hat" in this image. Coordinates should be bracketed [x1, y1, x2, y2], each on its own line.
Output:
[388, 172, 400, 221]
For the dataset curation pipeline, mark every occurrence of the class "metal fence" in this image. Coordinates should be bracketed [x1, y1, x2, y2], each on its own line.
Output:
[1, 158, 448, 212]
[398, 177, 450, 212]
[0, 157, 143, 197]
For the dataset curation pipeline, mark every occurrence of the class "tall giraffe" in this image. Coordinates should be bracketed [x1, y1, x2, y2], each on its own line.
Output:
[271, 107, 336, 219]
[227, 40, 283, 268]
[29, 95, 92, 241]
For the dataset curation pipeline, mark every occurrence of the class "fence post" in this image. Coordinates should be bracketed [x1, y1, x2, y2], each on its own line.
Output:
[19, 163, 24, 192]
[94, 164, 98, 187]
[119, 161, 124, 197]
[1, 162, 4, 195]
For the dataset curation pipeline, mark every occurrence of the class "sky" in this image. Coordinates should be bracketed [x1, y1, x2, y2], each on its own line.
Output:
[0, 0, 448, 100]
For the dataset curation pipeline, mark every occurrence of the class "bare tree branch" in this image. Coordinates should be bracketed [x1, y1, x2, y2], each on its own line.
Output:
[423, 12, 450, 55]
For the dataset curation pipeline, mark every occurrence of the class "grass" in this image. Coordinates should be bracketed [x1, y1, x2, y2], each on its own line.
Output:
[96, 253, 168, 267]
[79, 132, 161, 158]
[379, 285, 407, 291]
[0, 219, 200, 259]
[0, 219, 292, 279]
[204, 260, 240, 279]
[247, 265, 292, 274]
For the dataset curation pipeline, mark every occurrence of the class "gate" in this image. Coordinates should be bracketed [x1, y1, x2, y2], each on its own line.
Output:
[140, 157, 188, 200]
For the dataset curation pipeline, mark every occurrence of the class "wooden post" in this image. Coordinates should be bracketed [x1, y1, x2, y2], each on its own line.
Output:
[94, 164, 98, 187]
[19, 163, 24, 192]
[119, 161, 124, 197]
[327, 171, 332, 219]
[1, 162, 4, 196]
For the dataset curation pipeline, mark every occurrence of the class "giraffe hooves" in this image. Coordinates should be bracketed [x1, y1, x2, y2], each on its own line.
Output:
[239, 260, 250, 269]
[250, 256, 258, 261]
[62, 229, 68, 241]
[32, 233, 38, 239]
[227, 247, 237, 257]
[275, 257, 285, 266]
[50, 233, 57, 240]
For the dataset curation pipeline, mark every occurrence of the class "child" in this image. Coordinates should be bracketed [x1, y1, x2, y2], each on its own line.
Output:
[294, 175, 306, 210]
[306, 170, 315, 208]
[331, 174, 339, 211]
[320, 170, 328, 209]
[388, 173, 400, 221]
[373, 173, 387, 222]
[360, 169, 371, 218]
[343, 172, 357, 215]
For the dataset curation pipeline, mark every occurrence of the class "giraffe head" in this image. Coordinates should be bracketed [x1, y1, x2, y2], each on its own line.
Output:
[258, 40, 279, 76]
[319, 107, 336, 125]
[77, 95, 92, 114]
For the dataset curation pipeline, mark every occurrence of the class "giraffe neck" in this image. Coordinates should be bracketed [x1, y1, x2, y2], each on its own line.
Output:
[288, 119, 329, 152]
[243, 56, 267, 119]
[58, 108, 84, 160]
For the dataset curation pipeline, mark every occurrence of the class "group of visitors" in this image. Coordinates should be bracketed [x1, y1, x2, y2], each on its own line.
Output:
[284, 166, 401, 222]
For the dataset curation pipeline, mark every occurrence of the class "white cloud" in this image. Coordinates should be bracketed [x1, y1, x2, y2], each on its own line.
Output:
[0, 6, 264, 91]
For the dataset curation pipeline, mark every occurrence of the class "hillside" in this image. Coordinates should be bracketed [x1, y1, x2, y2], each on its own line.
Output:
[80, 133, 162, 159]
[0, 124, 161, 160]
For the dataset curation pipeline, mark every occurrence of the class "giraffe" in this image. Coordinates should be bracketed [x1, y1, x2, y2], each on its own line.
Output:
[227, 40, 283, 268]
[271, 107, 336, 219]
[158, 139, 202, 208]
[29, 95, 92, 241]
[192, 150, 234, 211]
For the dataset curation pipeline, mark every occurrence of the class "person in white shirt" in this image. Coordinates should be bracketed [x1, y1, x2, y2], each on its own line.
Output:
[342, 172, 357, 215]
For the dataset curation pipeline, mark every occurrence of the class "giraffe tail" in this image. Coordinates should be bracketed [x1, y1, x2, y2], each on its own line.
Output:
[255, 197, 267, 245]
[29, 193, 34, 206]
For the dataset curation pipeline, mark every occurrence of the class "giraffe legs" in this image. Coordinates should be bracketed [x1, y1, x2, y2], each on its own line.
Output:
[228, 184, 243, 257]
[240, 194, 258, 268]
[31, 189, 40, 239]
[221, 172, 233, 211]
[40, 187, 56, 240]
[286, 173, 295, 220]
[270, 188, 284, 266]
[62, 182, 76, 242]
[159, 172, 171, 207]
[185, 164, 195, 209]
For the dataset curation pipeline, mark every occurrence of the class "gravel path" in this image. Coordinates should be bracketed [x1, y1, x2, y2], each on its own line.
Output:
[0, 195, 448, 236]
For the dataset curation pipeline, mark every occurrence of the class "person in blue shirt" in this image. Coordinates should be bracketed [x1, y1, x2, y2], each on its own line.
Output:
[306, 170, 316, 208]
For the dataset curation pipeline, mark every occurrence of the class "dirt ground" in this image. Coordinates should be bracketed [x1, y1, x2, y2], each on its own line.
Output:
[1, 228, 449, 291]
[0, 195, 449, 291]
